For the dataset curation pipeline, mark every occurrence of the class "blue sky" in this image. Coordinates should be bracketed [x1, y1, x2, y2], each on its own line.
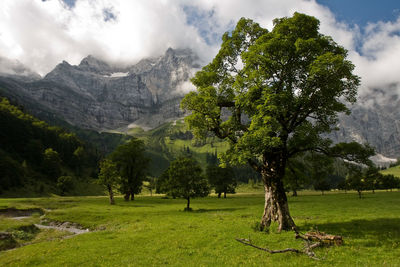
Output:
[317, 0, 399, 26]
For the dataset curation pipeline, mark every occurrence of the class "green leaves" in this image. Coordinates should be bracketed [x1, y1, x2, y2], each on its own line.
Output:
[160, 157, 210, 201]
[110, 138, 149, 195]
[181, 12, 365, 171]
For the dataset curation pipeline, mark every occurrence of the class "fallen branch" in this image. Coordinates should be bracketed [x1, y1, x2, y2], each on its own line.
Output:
[235, 238, 301, 254]
[236, 229, 343, 260]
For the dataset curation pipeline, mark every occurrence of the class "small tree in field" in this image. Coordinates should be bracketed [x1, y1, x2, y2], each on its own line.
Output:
[162, 157, 209, 211]
[206, 165, 237, 198]
[144, 176, 156, 196]
[57, 175, 74, 196]
[110, 138, 149, 201]
[181, 13, 374, 231]
[98, 159, 120, 205]
[345, 166, 365, 198]
[364, 166, 382, 193]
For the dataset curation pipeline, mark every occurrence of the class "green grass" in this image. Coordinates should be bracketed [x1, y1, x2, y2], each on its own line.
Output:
[1, 191, 399, 266]
[381, 165, 400, 177]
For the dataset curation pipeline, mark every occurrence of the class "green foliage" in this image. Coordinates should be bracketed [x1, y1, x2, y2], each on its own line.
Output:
[206, 165, 237, 198]
[98, 159, 120, 189]
[181, 13, 365, 169]
[42, 148, 62, 181]
[110, 138, 150, 200]
[159, 157, 210, 210]
[345, 165, 400, 197]
[56, 176, 74, 196]
[143, 176, 156, 196]
[0, 97, 100, 196]
[379, 174, 400, 191]
[181, 13, 375, 230]
[98, 159, 120, 204]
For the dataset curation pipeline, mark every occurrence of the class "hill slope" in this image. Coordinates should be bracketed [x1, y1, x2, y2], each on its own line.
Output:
[0, 98, 102, 196]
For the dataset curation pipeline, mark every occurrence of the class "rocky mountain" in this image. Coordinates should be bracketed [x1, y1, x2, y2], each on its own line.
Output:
[0, 48, 200, 130]
[330, 88, 400, 159]
[0, 48, 399, 160]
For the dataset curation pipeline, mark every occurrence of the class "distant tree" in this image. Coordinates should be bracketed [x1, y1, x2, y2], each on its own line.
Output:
[379, 174, 399, 191]
[314, 178, 331, 195]
[346, 167, 365, 198]
[310, 154, 333, 195]
[206, 165, 237, 198]
[144, 176, 156, 196]
[156, 168, 172, 196]
[161, 157, 210, 211]
[0, 151, 24, 192]
[181, 13, 374, 231]
[110, 138, 149, 201]
[72, 146, 86, 175]
[57, 176, 74, 196]
[364, 166, 382, 193]
[98, 159, 120, 204]
[42, 148, 62, 181]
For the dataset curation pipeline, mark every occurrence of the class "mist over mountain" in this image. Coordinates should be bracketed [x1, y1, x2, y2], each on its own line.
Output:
[0, 48, 399, 161]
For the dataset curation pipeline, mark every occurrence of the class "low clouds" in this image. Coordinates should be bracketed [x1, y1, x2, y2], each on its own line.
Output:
[0, 0, 399, 96]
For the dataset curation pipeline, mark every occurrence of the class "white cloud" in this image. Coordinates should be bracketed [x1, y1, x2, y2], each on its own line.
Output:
[0, 0, 399, 98]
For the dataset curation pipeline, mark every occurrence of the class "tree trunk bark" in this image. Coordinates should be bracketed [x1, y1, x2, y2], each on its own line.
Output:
[107, 184, 115, 205]
[224, 192, 226, 198]
[358, 190, 362, 198]
[124, 192, 130, 201]
[130, 193, 135, 201]
[260, 172, 296, 232]
[218, 192, 221, 198]
[186, 197, 190, 210]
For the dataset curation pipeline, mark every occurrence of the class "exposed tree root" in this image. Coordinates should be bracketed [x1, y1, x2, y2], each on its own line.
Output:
[236, 228, 343, 260]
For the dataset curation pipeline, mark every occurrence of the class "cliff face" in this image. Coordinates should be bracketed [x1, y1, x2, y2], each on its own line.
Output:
[0, 49, 399, 159]
[329, 88, 400, 158]
[0, 48, 199, 130]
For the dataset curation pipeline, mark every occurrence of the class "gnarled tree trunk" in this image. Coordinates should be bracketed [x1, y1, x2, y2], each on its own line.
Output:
[260, 167, 296, 232]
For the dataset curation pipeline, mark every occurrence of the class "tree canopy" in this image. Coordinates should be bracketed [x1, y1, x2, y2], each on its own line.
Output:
[98, 159, 120, 204]
[159, 157, 209, 210]
[181, 13, 374, 231]
[110, 138, 149, 201]
[206, 165, 237, 198]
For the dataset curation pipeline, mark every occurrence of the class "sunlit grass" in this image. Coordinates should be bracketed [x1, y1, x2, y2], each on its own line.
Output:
[381, 165, 400, 177]
[1, 191, 399, 266]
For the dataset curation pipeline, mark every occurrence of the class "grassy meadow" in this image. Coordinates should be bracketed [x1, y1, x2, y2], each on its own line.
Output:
[1, 189, 399, 266]
[381, 165, 400, 177]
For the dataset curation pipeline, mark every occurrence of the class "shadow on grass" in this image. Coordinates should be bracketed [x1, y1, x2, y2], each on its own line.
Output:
[193, 208, 244, 213]
[304, 218, 400, 246]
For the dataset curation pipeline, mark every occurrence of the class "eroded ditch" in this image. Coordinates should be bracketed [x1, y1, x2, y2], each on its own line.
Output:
[0, 207, 91, 251]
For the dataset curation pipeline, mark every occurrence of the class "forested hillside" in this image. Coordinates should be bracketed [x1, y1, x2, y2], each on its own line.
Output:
[0, 98, 102, 196]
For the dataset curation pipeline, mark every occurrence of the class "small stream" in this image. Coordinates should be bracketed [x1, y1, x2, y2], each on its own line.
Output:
[34, 222, 89, 235]
[0, 207, 90, 237]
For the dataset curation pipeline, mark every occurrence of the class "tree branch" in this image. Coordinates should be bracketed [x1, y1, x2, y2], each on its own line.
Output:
[235, 238, 302, 254]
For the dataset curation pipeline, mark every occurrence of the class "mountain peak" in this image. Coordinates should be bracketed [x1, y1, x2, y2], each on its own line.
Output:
[78, 55, 112, 74]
